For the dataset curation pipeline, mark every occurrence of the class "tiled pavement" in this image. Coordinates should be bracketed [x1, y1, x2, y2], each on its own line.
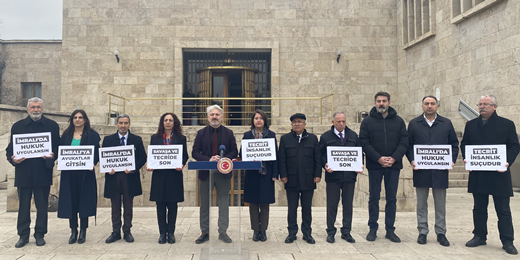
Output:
[0, 188, 519, 259]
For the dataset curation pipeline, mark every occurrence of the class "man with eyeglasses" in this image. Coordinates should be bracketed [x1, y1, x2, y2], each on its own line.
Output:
[279, 113, 321, 244]
[461, 95, 520, 255]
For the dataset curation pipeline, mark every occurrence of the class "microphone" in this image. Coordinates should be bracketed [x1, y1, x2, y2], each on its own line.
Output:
[219, 145, 226, 159]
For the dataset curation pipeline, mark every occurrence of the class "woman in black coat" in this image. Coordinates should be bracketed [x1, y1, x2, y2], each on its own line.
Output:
[146, 113, 189, 244]
[57, 109, 100, 244]
[241, 109, 279, 242]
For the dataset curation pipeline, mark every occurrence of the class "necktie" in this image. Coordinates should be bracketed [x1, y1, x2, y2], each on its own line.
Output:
[120, 136, 125, 146]
[339, 132, 344, 143]
[212, 129, 218, 155]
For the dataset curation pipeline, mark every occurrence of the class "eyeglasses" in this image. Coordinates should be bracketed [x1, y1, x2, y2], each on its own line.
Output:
[477, 103, 495, 107]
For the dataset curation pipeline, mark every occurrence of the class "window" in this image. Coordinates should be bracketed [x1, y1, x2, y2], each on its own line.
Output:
[22, 82, 41, 106]
[402, 0, 436, 49]
[451, 0, 504, 24]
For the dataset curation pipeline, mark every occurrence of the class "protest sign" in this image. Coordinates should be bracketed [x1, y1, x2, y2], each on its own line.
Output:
[241, 138, 277, 161]
[413, 145, 453, 170]
[147, 145, 183, 169]
[99, 145, 135, 172]
[465, 145, 507, 171]
[57, 145, 94, 170]
[326, 146, 363, 171]
[12, 132, 52, 159]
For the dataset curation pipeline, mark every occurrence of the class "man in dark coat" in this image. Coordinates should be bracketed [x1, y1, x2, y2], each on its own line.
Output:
[461, 95, 520, 255]
[279, 113, 321, 244]
[102, 114, 147, 244]
[6, 97, 60, 248]
[319, 111, 362, 244]
[192, 104, 238, 244]
[406, 96, 458, 247]
[359, 91, 408, 243]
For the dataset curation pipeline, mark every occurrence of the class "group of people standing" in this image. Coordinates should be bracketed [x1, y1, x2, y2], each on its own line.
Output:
[5, 92, 519, 255]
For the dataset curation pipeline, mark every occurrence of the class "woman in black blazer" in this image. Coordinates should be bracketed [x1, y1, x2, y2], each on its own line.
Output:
[57, 109, 100, 244]
[241, 109, 279, 242]
[146, 113, 189, 244]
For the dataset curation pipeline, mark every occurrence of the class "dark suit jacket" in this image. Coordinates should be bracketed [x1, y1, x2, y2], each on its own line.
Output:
[102, 130, 147, 198]
[192, 125, 238, 180]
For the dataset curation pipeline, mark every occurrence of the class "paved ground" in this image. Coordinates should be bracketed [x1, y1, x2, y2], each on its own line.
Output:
[0, 188, 519, 259]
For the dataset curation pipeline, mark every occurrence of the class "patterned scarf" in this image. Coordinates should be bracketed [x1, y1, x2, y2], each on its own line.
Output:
[251, 127, 268, 175]
[162, 132, 173, 145]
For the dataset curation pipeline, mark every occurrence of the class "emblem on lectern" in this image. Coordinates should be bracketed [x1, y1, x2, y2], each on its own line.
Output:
[217, 157, 233, 174]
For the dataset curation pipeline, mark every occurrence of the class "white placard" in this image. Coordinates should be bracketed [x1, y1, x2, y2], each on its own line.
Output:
[12, 132, 52, 159]
[413, 145, 453, 170]
[99, 145, 136, 172]
[147, 145, 183, 169]
[57, 145, 95, 170]
[241, 138, 277, 161]
[326, 146, 363, 172]
[465, 145, 507, 171]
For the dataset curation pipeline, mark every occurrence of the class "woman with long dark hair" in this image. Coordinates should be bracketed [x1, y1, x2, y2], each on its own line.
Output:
[242, 109, 279, 242]
[147, 113, 189, 244]
[57, 109, 100, 244]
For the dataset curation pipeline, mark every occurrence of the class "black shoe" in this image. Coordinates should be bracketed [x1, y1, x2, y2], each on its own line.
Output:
[167, 233, 175, 244]
[69, 229, 78, 244]
[259, 231, 267, 242]
[465, 236, 486, 247]
[285, 234, 297, 243]
[437, 234, 449, 247]
[219, 232, 232, 243]
[302, 234, 315, 244]
[326, 234, 335, 243]
[366, 230, 377, 241]
[78, 229, 86, 244]
[105, 232, 121, 243]
[158, 233, 166, 244]
[503, 243, 518, 255]
[35, 237, 46, 246]
[385, 231, 401, 243]
[123, 231, 134, 243]
[417, 234, 427, 245]
[252, 231, 260, 242]
[15, 237, 29, 248]
[341, 233, 356, 243]
[195, 232, 209, 244]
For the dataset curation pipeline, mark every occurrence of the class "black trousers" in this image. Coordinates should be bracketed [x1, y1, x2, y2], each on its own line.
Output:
[368, 168, 400, 232]
[472, 192, 514, 243]
[156, 201, 178, 234]
[69, 172, 89, 229]
[111, 172, 134, 233]
[17, 186, 50, 239]
[249, 203, 269, 231]
[326, 181, 355, 236]
[287, 190, 314, 236]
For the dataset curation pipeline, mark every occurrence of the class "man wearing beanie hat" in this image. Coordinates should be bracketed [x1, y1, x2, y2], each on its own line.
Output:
[279, 113, 322, 244]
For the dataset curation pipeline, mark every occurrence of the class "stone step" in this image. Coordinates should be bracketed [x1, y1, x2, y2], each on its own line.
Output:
[450, 171, 469, 180]
[449, 179, 468, 188]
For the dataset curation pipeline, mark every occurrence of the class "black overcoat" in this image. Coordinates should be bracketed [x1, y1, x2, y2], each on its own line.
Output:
[406, 114, 459, 189]
[279, 129, 322, 191]
[102, 131, 147, 198]
[241, 130, 279, 204]
[57, 129, 100, 219]
[149, 133, 189, 203]
[6, 115, 60, 187]
[460, 111, 520, 197]
[319, 125, 360, 183]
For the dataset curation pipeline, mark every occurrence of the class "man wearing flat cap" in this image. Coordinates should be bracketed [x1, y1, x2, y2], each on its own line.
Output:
[279, 113, 322, 244]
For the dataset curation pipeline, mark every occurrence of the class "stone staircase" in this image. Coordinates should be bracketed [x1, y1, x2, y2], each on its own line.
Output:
[449, 135, 468, 188]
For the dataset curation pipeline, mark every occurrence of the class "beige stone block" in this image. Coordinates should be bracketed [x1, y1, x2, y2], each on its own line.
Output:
[275, 9, 296, 19]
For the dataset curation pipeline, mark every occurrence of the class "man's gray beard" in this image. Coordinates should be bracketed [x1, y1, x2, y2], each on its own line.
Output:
[30, 113, 42, 120]
[210, 120, 221, 127]
[377, 107, 388, 114]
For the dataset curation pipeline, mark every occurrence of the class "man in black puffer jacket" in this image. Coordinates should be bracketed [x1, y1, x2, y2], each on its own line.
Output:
[319, 112, 363, 244]
[359, 91, 408, 243]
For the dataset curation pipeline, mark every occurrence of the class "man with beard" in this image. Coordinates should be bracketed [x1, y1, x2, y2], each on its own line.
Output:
[192, 104, 238, 244]
[6, 97, 60, 248]
[359, 92, 408, 242]
[461, 95, 520, 255]
[406, 96, 459, 246]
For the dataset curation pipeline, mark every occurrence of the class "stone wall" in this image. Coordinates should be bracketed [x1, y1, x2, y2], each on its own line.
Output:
[60, 0, 399, 125]
[0, 40, 62, 112]
[396, 0, 520, 133]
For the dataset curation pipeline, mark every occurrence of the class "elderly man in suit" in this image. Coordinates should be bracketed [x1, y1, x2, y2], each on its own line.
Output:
[192, 104, 238, 244]
[103, 114, 147, 244]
